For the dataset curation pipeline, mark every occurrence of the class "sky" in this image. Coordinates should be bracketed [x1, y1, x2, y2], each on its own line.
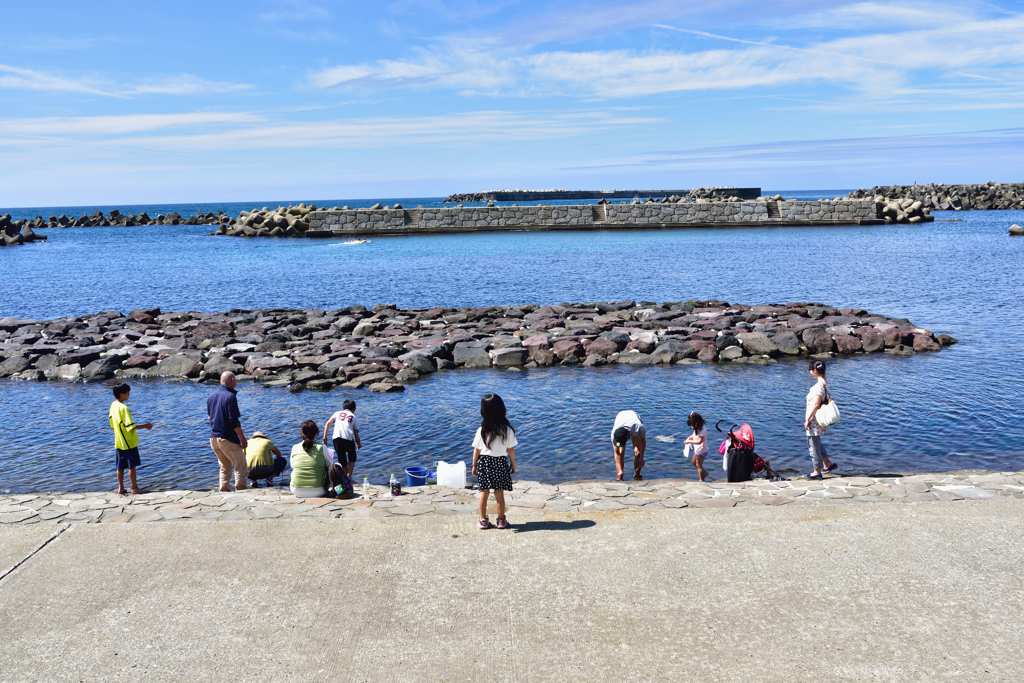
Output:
[1, 0, 1023, 206]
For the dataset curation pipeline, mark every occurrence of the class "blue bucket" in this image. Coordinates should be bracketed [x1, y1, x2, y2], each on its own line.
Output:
[406, 467, 428, 487]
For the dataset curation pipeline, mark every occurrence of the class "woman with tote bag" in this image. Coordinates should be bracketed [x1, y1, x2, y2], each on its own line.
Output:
[804, 360, 839, 479]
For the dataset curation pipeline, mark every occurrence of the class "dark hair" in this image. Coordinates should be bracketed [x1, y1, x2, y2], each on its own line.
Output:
[300, 419, 319, 452]
[809, 360, 826, 376]
[112, 383, 130, 399]
[343, 399, 356, 411]
[687, 411, 705, 433]
[479, 393, 514, 448]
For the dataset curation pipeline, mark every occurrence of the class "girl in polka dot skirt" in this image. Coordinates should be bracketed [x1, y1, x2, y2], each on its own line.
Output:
[472, 393, 517, 530]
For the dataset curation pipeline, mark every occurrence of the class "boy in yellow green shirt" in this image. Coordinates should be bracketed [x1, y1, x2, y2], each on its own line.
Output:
[108, 383, 153, 494]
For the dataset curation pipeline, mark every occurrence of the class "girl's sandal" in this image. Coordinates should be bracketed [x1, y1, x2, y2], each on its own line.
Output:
[496, 517, 509, 530]
[824, 463, 839, 473]
[478, 518, 493, 530]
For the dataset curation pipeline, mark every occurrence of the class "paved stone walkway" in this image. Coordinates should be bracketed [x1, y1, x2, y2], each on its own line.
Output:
[2, 470, 1022, 526]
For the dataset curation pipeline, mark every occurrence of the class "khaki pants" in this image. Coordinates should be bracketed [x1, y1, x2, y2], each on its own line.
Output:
[210, 438, 248, 491]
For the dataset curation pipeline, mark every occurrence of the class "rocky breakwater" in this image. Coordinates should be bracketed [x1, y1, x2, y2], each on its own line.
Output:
[19, 208, 232, 230]
[212, 204, 318, 238]
[0, 300, 956, 391]
[845, 182, 1024, 212]
[0, 213, 47, 246]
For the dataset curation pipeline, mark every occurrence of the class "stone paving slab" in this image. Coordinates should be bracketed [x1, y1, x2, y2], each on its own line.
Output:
[2, 469, 1022, 526]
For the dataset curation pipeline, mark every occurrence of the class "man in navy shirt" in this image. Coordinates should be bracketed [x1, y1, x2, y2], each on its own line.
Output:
[207, 371, 249, 491]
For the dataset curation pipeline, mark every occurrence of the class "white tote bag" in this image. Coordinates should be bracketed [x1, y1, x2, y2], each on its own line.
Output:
[815, 386, 841, 427]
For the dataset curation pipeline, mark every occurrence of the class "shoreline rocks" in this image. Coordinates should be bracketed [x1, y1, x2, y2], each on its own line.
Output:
[0, 300, 956, 391]
[844, 182, 1024, 211]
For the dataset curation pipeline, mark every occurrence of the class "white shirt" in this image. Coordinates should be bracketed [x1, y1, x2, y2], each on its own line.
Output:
[806, 380, 828, 436]
[610, 410, 646, 443]
[472, 426, 518, 457]
[331, 410, 358, 441]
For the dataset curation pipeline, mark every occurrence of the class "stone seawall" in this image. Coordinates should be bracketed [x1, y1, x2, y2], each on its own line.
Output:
[306, 200, 881, 238]
[0, 299, 955, 391]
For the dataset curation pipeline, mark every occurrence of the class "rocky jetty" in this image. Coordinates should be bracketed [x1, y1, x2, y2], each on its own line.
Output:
[0, 213, 48, 246]
[211, 203, 318, 238]
[0, 300, 955, 391]
[17, 209, 228, 230]
[844, 182, 1024, 211]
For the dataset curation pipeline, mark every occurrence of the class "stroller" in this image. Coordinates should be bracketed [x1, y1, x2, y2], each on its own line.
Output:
[716, 421, 781, 482]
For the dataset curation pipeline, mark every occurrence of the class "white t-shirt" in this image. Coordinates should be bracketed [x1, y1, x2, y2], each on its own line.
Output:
[331, 409, 358, 441]
[610, 410, 646, 443]
[691, 426, 709, 456]
[472, 426, 518, 457]
[805, 380, 828, 436]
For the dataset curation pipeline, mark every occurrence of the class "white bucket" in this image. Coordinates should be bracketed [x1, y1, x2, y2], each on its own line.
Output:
[435, 460, 467, 489]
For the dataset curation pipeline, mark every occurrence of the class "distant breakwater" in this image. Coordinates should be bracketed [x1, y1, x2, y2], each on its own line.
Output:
[844, 182, 1024, 211]
[0, 300, 955, 392]
[444, 187, 762, 203]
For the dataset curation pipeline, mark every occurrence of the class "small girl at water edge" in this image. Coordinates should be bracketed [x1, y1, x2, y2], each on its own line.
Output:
[684, 412, 710, 481]
[472, 393, 517, 530]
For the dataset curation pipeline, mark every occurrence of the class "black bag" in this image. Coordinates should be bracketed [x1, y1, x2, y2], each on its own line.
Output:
[726, 447, 756, 483]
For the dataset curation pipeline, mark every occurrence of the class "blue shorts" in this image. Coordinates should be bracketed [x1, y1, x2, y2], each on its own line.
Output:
[115, 447, 141, 470]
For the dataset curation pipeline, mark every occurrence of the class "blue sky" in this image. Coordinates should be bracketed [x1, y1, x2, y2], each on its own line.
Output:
[2, 0, 1023, 205]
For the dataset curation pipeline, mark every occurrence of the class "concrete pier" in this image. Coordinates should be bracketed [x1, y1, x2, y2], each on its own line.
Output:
[306, 199, 883, 238]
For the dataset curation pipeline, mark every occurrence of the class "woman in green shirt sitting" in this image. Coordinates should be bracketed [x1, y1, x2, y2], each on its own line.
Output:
[290, 419, 342, 498]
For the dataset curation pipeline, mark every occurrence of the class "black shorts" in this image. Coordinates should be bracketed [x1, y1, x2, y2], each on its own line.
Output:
[115, 447, 141, 470]
[333, 438, 357, 467]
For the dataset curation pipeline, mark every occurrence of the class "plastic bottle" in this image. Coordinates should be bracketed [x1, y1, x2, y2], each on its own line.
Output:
[390, 473, 400, 497]
[362, 477, 369, 497]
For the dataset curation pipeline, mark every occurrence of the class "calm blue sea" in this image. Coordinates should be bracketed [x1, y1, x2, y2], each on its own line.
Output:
[1, 197, 1021, 493]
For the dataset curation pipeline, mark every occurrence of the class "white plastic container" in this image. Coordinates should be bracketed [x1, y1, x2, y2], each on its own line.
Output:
[435, 461, 467, 489]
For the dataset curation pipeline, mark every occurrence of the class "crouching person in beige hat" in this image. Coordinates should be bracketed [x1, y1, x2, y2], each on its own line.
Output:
[245, 431, 286, 488]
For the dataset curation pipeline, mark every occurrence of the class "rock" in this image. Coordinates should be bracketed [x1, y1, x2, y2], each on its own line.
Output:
[833, 333, 863, 354]
[936, 334, 958, 347]
[772, 330, 801, 356]
[82, 356, 123, 381]
[651, 339, 695, 363]
[719, 345, 744, 361]
[856, 329, 885, 353]
[801, 327, 833, 355]
[352, 321, 376, 336]
[204, 356, 243, 376]
[0, 355, 31, 377]
[616, 352, 658, 365]
[60, 348, 103, 367]
[716, 334, 738, 351]
[1010, 224, 1023, 235]
[54, 363, 82, 381]
[625, 339, 655, 354]
[582, 354, 604, 367]
[531, 347, 555, 366]
[585, 338, 620, 358]
[598, 330, 631, 351]
[552, 339, 585, 359]
[129, 307, 161, 322]
[912, 334, 942, 352]
[489, 347, 528, 366]
[394, 368, 420, 382]
[148, 354, 204, 378]
[453, 343, 490, 365]
[697, 345, 718, 362]
[368, 382, 404, 392]
[464, 354, 493, 369]
[399, 353, 436, 374]
[736, 332, 779, 357]
[244, 355, 293, 375]
[123, 354, 159, 369]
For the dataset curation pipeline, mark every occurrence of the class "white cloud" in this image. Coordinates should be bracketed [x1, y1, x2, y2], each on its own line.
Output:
[306, 8, 1024, 102]
[0, 112, 262, 136]
[0, 109, 660, 151]
[0, 64, 118, 97]
[0, 63, 252, 97]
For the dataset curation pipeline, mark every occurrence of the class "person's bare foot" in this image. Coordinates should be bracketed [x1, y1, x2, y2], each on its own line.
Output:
[615, 474, 624, 481]
[117, 488, 128, 495]
[131, 488, 149, 495]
